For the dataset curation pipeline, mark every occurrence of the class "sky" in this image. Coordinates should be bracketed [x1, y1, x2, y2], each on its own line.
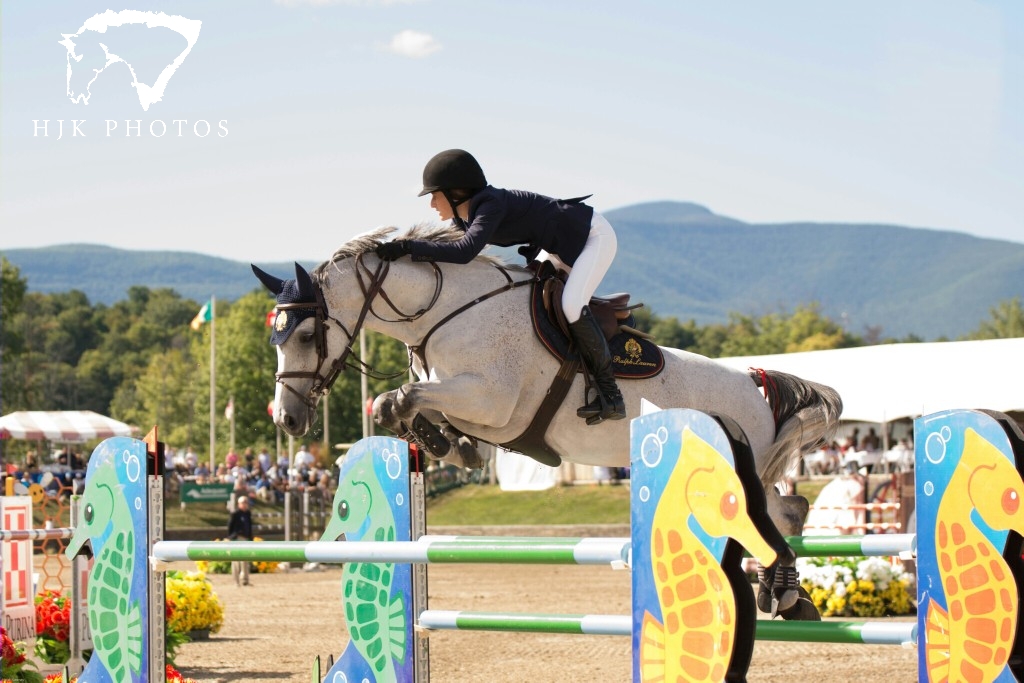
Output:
[2, 1, 1022, 264]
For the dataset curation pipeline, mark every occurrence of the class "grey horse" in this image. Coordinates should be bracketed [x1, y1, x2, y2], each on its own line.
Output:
[253, 224, 843, 620]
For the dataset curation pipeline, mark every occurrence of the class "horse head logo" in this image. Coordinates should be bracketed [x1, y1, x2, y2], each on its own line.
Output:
[58, 10, 201, 111]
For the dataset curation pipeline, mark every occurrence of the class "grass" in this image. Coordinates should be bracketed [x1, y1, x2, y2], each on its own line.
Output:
[425, 484, 632, 526]
[160, 473, 897, 530]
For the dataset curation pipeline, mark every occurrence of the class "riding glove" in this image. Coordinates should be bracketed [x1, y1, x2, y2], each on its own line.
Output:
[376, 240, 409, 261]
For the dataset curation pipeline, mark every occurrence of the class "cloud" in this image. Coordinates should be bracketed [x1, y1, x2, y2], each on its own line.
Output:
[384, 29, 441, 58]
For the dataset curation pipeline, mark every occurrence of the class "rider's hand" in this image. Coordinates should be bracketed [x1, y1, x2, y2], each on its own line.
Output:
[376, 240, 409, 261]
[517, 245, 540, 262]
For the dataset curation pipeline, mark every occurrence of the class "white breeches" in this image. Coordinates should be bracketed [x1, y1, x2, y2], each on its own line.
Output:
[545, 212, 617, 324]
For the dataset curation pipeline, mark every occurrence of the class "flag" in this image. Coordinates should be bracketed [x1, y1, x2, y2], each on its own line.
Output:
[190, 300, 212, 330]
[266, 310, 276, 327]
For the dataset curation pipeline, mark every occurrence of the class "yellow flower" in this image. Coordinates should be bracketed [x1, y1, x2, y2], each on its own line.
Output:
[167, 571, 224, 633]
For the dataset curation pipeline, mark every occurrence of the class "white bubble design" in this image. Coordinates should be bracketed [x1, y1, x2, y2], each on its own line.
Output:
[639, 486, 650, 503]
[396, 493, 404, 507]
[923, 481, 934, 497]
[382, 447, 403, 480]
[330, 671, 348, 683]
[924, 429, 949, 465]
[122, 449, 141, 482]
[135, 497, 142, 510]
[640, 426, 669, 469]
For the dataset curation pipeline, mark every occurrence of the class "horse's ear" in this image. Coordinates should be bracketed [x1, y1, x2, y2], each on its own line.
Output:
[251, 264, 285, 295]
[294, 262, 315, 299]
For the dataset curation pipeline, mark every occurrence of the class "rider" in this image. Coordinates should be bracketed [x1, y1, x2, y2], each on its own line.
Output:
[375, 149, 626, 424]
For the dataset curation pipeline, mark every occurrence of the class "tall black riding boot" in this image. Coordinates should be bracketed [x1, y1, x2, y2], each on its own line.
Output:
[568, 306, 626, 424]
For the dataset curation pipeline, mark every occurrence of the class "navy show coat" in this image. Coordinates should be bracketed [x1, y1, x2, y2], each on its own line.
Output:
[405, 186, 595, 266]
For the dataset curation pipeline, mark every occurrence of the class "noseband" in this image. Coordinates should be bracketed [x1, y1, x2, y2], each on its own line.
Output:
[274, 253, 442, 411]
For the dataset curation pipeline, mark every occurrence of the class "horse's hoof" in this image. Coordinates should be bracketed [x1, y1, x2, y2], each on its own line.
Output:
[454, 437, 485, 469]
[777, 588, 821, 621]
[756, 581, 772, 614]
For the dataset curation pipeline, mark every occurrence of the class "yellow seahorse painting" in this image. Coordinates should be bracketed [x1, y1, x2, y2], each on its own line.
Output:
[639, 426, 778, 683]
[925, 427, 1024, 683]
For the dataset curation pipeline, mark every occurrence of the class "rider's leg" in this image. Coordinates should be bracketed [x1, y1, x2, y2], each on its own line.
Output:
[563, 213, 625, 423]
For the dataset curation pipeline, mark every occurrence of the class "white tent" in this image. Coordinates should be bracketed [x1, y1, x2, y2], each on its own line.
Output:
[715, 338, 1024, 424]
[0, 411, 135, 442]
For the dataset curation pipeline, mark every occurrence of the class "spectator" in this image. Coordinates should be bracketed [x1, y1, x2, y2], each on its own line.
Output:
[243, 447, 256, 473]
[860, 427, 881, 452]
[257, 447, 271, 474]
[225, 449, 239, 470]
[227, 496, 254, 586]
[294, 444, 315, 470]
[184, 446, 198, 472]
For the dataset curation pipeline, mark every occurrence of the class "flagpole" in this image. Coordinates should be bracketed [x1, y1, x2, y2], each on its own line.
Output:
[209, 295, 216, 473]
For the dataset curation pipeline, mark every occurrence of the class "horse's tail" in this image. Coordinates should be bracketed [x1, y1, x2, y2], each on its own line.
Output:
[749, 368, 843, 486]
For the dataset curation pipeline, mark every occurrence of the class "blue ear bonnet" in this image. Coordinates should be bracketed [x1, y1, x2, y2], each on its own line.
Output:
[269, 280, 317, 345]
[251, 263, 319, 346]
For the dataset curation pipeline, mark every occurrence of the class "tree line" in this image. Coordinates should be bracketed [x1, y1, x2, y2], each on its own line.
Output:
[2, 256, 1021, 464]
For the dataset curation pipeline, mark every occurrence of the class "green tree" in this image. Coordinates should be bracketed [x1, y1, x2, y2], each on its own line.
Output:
[966, 297, 1024, 340]
[112, 348, 200, 448]
[218, 291, 279, 451]
[1, 258, 28, 410]
[711, 304, 860, 358]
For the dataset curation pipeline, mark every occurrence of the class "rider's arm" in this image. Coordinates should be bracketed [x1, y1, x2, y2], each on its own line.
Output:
[404, 193, 508, 264]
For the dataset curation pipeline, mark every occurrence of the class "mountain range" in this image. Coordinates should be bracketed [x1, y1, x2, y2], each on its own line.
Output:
[3, 201, 1022, 340]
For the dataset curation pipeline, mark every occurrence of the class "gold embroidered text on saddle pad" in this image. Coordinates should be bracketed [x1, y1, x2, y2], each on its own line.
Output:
[529, 276, 665, 380]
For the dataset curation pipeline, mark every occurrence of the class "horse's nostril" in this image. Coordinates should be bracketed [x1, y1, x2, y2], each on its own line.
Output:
[282, 414, 296, 429]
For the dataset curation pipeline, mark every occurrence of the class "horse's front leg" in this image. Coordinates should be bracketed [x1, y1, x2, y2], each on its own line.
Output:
[373, 376, 509, 468]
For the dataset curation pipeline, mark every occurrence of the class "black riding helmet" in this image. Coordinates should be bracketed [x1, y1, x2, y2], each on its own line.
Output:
[418, 149, 486, 197]
[419, 149, 487, 229]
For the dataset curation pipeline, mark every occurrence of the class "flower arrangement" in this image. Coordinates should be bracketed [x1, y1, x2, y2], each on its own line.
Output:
[164, 599, 190, 665]
[1, 626, 44, 683]
[194, 537, 280, 575]
[798, 555, 916, 617]
[33, 589, 186, 666]
[33, 592, 71, 665]
[34, 664, 198, 683]
[166, 570, 225, 635]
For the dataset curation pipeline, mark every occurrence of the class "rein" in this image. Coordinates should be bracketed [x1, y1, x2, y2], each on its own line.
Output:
[276, 254, 533, 410]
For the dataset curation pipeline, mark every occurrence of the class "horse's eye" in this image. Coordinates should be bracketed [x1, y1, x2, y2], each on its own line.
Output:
[300, 332, 314, 344]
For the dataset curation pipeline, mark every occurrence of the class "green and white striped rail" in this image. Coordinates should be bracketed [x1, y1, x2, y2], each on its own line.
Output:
[152, 535, 633, 566]
[417, 610, 917, 645]
[784, 533, 915, 558]
[153, 532, 914, 567]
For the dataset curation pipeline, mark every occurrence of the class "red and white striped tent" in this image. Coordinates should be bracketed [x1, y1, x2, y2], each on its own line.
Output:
[0, 411, 135, 442]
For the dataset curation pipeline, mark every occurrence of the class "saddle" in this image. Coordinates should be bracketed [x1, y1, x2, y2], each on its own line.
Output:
[531, 262, 664, 379]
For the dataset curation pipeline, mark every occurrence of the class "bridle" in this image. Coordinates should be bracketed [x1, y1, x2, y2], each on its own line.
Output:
[273, 253, 441, 413]
[274, 251, 533, 415]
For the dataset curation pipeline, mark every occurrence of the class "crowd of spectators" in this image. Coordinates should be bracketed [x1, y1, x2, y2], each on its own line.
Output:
[165, 442, 336, 503]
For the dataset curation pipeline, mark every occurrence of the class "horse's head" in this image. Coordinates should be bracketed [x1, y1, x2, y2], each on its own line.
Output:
[252, 261, 342, 436]
[254, 224, 512, 436]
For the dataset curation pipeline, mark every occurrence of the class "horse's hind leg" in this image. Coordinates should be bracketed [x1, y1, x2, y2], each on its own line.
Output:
[761, 488, 821, 621]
